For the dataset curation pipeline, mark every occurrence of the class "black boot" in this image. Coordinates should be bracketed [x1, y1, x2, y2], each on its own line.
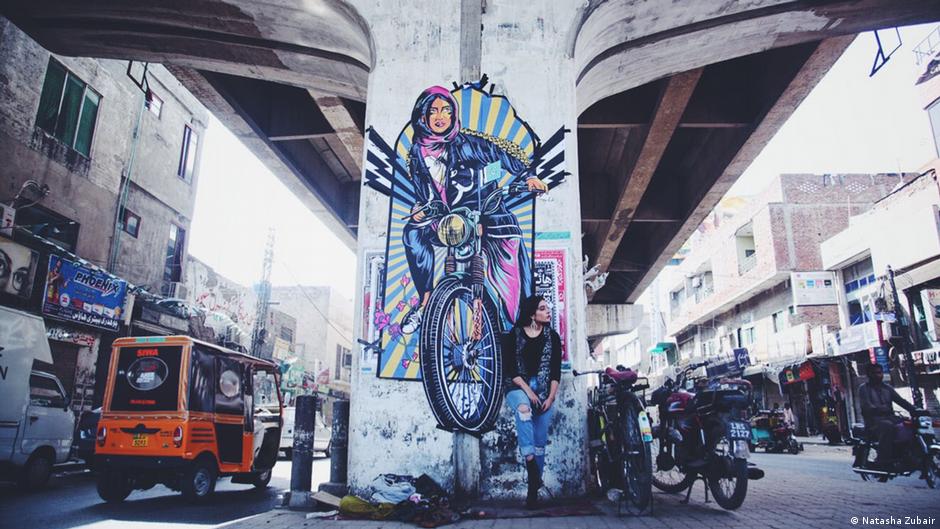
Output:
[525, 458, 540, 509]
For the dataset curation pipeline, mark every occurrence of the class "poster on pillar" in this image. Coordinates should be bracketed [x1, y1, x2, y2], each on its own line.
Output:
[533, 248, 569, 370]
[362, 77, 568, 433]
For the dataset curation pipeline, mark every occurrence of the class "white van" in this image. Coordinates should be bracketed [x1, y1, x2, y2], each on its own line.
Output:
[0, 306, 76, 489]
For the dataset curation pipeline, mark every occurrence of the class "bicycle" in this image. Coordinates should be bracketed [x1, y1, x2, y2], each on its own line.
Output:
[575, 365, 653, 511]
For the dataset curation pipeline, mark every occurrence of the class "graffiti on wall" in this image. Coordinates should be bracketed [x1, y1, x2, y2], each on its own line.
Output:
[533, 248, 570, 370]
[363, 77, 568, 433]
[360, 250, 386, 373]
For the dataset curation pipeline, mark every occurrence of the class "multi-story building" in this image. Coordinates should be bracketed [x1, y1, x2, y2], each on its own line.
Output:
[0, 17, 208, 411]
[269, 286, 354, 411]
[818, 32, 940, 422]
[664, 173, 913, 434]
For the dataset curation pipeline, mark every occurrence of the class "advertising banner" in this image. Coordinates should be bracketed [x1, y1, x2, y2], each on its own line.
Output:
[42, 255, 127, 332]
[791, 271, 838, 307]
[920, 289, 940, 342]
[534, 248, 570, 369]
[0, 236, 39, 298]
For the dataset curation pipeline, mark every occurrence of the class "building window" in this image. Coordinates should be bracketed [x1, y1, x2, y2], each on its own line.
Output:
[279, 326, 294, 343]
[13, 204, 79, 252]
[843, 257, 877, 325]
[335, 345, 351, 380]
[928, 99, 940, 158]
[772, 310, 790, 333]
[35, 58, 101, 157]
[738, 327, 756, 347]
[145, 90, 163, 118]
[163, 224, 185, 284]
[120, 208, 140, 238]
[178, 125, 198, 181]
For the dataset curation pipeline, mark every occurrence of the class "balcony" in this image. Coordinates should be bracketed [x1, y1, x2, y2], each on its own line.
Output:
[738, 253, 757, 275]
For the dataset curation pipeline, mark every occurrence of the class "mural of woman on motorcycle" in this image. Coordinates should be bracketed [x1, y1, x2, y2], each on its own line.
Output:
[400, 86, 548, 335]
[362, 77, 567, 433]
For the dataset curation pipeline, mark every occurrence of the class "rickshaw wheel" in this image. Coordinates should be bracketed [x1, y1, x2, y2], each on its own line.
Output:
[251, 469, 273, 489]
[182, 456, 217, 502]
[97, 468, 133, 503]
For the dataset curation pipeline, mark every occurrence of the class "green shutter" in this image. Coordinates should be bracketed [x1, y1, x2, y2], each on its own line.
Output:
[36, 59, 66, 133]
[54, 74, 83, 146]
[74, 90, 100, 156]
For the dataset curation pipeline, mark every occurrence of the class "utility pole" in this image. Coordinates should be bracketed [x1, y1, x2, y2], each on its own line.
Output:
[251, 228, 276, 358]
[887, 265, 924, 409]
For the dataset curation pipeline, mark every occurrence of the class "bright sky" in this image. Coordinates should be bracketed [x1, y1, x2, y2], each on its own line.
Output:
[727, 24, 937, 196]
[188, 122, 357, 299]
[189, 24, 939, 300]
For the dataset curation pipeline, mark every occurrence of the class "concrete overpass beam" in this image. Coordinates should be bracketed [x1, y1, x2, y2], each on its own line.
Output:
[586, 304, 645, 339]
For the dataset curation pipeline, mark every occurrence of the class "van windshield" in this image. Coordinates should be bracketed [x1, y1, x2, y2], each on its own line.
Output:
[110, 345, 183, 411]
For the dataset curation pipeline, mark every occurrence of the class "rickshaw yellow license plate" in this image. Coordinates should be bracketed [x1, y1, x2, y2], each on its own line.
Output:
[132, 436, 148, 447]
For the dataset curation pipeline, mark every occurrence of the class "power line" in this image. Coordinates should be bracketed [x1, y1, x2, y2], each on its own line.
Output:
[276, 260, 353, 347]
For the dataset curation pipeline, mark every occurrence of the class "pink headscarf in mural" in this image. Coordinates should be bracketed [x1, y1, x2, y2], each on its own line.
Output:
[411, 86, 461, 159]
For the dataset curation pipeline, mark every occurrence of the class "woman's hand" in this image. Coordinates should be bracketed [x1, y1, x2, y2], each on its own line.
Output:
[525, 388, 541, 408]
[411, 203, 426, 222]
[540, 395, 555, 412]
[526, 177, 548, 193]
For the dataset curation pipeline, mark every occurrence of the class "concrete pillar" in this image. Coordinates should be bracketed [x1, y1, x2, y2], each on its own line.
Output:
[347, 0, 587, 500]
[319, 399, 350, 497]
[289, 394, 317, 509]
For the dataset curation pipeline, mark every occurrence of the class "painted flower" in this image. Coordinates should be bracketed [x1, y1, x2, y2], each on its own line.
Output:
[388, 324, 402, 338]
[409, 296, 420, 308]
[400, 275, 411, 287]
[374, 310, 390, 330]
[396, 301, 407, 312]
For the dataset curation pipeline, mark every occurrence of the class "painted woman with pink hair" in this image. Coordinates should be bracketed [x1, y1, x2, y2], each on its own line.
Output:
[399, 86, 547, 334]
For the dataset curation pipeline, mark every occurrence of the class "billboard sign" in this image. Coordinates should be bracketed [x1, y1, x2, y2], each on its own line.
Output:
[42, 255, 127, 332]
[0, 236, 39, 298]
[791, 271, 838, 307]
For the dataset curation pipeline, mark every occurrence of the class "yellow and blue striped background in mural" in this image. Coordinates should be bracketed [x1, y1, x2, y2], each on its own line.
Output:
[377, 85, 537, 380]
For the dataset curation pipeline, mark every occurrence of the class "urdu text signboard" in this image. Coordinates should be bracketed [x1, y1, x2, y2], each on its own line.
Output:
[42, 255, 127, 332]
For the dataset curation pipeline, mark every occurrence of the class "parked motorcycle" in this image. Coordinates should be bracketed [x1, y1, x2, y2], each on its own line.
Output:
[749, 410, 802, 454]
[848, 409, 940, 487]
[648, 361, 764, 510]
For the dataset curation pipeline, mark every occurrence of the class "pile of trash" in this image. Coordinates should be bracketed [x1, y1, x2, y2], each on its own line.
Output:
[331, 474, 462, 528]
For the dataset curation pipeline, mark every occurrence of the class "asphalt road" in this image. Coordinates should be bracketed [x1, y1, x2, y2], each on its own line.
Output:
[0, 455, 330, 529]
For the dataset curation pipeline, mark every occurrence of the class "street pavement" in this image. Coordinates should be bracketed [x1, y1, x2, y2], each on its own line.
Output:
[0, 455, 330, 529]
[2, 445, 939, 529]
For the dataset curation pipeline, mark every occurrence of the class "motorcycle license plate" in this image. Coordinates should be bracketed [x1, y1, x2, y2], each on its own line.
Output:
[132, 434, 148, 447]
[727, 420, 750, 440]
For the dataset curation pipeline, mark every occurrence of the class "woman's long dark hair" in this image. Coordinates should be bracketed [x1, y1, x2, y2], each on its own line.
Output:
[513, 294, 546, 329]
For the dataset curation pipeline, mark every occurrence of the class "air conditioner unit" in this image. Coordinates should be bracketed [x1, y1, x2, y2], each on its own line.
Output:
[162, 281, 189, 299]
[691, 276, 702, 288]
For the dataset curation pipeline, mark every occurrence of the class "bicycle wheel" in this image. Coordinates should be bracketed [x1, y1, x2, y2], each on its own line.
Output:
[650, 429, 695, 493]
[588, 408, 613, 493]
[620, 399, 652, 509]
[420, 277, 503, 434]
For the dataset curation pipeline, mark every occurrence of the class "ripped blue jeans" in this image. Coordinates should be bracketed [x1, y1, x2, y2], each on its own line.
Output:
[505, 376, 554, 474]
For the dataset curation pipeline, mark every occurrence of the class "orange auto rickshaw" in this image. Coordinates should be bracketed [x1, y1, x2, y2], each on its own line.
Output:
[94, 336, 283, 503]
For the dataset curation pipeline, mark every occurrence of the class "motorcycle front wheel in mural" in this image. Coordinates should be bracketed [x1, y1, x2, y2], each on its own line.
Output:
[363, 77, 568, 434]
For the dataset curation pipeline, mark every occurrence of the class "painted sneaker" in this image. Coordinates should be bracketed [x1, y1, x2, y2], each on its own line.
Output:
[401, 307, 423, 334]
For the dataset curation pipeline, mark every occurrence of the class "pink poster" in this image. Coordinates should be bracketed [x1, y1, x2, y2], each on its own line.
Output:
[534, 248, 569, 368]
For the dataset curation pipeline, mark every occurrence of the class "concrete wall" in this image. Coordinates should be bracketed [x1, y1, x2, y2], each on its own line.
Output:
[346, 0, 588, 500]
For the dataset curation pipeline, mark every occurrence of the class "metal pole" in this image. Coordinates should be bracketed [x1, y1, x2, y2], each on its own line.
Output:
[319, 399, 349, 497]
[887, 266, 924, 409]
[289, 394, 316, 509]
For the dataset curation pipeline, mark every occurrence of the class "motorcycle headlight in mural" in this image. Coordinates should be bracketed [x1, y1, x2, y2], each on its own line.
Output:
[361, 78, 569, 434]
[437, 213, 471, 247]
[126, 357, 169, 391]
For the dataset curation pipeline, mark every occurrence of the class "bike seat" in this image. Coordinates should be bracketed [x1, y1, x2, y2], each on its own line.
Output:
[605, 366, 637, 384]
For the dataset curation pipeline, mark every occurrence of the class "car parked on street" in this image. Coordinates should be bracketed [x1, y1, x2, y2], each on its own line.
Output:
[279, 406, 331, 459]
